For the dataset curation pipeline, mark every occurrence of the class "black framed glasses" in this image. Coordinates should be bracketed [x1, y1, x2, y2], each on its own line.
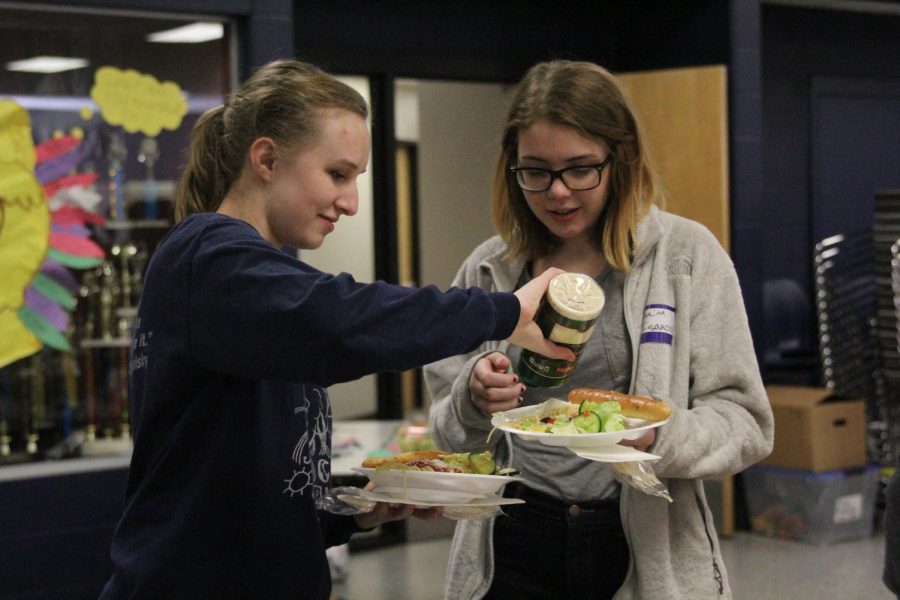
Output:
[509, 157, 611, 192]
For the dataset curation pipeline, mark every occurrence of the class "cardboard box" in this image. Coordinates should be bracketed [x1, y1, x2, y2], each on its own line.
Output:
[761, 385, 867, 473]
[744, 465, 879, 544]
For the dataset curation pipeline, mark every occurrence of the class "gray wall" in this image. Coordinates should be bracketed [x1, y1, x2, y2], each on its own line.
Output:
[310, 79, 515, 416]
[416, 81, 515, 290]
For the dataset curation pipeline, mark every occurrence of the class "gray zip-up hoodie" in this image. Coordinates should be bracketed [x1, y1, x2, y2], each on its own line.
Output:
[425, 206, 774, 600]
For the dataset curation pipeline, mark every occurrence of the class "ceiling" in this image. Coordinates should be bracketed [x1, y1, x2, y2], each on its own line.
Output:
[0, 5, 232, 100]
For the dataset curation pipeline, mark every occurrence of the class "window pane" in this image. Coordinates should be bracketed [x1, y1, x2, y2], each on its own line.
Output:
[0, 5, 234, 204]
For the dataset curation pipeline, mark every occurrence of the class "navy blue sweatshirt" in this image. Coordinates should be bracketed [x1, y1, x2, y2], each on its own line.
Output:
[100, 213, 518, 599]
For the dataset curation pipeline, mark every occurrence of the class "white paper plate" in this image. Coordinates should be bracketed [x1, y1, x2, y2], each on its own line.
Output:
[373, 486, 486, 504]
[491, 400, 669, 449]
[354, 488, 525, 508]
[352, 467, 521, 496]
[572, 445, 661, 463]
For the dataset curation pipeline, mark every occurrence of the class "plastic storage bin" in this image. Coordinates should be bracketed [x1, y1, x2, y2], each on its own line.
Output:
[743, 465, 880, 544]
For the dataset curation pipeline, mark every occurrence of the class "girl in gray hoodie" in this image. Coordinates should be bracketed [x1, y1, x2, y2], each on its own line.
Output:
[424, 60, 774, 600]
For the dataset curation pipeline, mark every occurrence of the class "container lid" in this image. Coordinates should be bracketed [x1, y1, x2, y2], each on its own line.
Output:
[546, 272, 605, 320]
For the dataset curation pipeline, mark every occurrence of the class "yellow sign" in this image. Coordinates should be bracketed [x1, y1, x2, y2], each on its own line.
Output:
[90, 66, 188, 137]
[0, 101, 48, 367]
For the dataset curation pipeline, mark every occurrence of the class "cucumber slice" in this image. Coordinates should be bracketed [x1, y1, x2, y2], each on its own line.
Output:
[573, 411, 602, 433]
[602, 413, 626, 432]
[442, 453, 473, 471]
[468, 451, 497, 475]
[593, 400, 621, 418]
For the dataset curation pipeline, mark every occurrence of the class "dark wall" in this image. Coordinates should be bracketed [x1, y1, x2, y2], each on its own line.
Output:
[293, 0, 729, 81]
[0, 468, 129, 599]
[761, 5, 900, 371]
[729, 0, 764, 363]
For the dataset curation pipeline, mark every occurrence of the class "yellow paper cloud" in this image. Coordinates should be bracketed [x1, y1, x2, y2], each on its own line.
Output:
[90, 66, 188, 137]
[0, 101, 48, 367]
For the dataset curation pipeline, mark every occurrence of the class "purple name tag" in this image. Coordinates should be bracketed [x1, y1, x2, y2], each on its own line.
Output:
[640, 304, 675, 345]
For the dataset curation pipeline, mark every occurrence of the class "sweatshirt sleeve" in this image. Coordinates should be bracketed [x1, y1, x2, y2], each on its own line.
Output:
[649, 233, 774, 479]
[186, 222, 519, 385]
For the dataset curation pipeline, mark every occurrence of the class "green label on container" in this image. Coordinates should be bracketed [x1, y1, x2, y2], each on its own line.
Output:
[516, 341, 587, 388]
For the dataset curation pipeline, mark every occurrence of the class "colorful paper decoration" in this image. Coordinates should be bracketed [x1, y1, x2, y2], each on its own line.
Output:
[35, 135, 80, 163]
[90, 66, 187, 137]
[0, 100, 48, 365]
[43, 172, 98, 199]
[0, 99, 107, 367]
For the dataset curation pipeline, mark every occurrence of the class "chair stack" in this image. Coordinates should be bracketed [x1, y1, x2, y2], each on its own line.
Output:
[745, 229, 889, 544]
[875, 190, 900, 465]
[813, 231, 892, 464]
[885, 232, 900, 466]
[893, 239, 900, 359]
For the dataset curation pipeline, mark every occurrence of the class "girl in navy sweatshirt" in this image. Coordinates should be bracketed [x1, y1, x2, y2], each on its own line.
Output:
[100, 59, 570, 600]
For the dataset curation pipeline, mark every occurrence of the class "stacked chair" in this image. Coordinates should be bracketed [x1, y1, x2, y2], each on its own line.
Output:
[893, 238, 900, 375]
[890, 236, 900, 465]
[813, 190, 900, 467]
[813, 230, 894, 466]
[874, 190, 900, 462]
[875, 190, 900, 465]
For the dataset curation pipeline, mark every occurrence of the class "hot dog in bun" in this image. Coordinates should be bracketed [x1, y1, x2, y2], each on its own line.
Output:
[567, 388, 671, 422]
[362, 450, 510, 476]
[362, 450, 453, 470]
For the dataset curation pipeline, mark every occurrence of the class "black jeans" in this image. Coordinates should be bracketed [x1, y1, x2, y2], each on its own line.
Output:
[483, 484, 629, 600]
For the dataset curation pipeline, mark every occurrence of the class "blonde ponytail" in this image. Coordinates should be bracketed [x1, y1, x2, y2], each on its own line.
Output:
[175, 106, 233, 220]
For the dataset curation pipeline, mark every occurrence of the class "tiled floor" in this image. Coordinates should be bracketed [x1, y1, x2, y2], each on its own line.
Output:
[332, 528, 894, 600]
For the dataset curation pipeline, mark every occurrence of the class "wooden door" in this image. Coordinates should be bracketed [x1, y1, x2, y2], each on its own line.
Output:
[618, 65, 730, 252]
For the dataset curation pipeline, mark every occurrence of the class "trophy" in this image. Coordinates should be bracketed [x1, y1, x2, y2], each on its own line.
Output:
[97, 261, 121, 341]
[0, 367, 11, 457]
[137, 136, 160, 220]
[129, 241, 149, 306]
[28, 354, 46, 455]
[82, 348, 97, 442]
[106, 131, 127, 222]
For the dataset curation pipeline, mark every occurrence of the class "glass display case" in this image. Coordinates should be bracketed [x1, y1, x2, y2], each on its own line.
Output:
[0, 4, 235, 464]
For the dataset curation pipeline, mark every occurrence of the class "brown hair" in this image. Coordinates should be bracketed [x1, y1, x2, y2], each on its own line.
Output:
[175, 60, 368, 221]
[492, 60, 662, 271]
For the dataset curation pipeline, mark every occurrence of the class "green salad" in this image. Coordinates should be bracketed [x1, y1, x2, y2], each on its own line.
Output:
[511, 399, 626, 434]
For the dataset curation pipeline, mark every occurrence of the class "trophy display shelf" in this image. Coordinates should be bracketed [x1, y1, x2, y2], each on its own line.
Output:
[0, 439, 131, 482]
[80, 337, 132, 349]
[81, 433, 133, 458]
[101, 218, 171, 231]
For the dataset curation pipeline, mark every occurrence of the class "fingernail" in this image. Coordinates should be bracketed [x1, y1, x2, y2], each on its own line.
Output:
[517, 396, 524, 405]
[520, 385, 526, 394]
[512, 375, 518, 383]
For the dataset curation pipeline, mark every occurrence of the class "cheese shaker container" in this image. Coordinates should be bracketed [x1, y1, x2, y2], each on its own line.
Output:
[516, 272, 605, 388]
